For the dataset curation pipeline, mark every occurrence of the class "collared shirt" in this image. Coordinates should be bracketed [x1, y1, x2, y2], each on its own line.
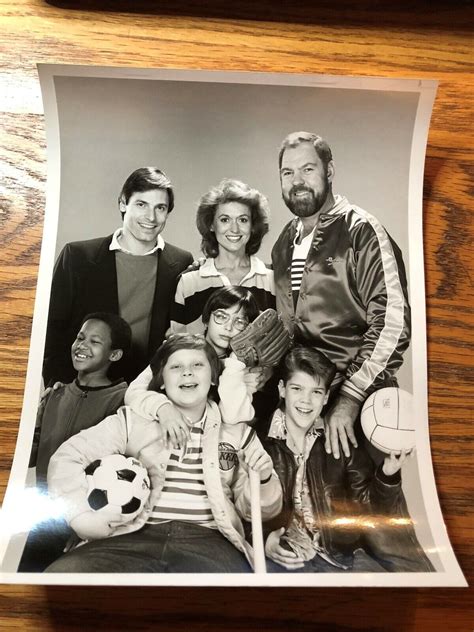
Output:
[198, 255, 271, 285]
[109, 228, 164, 360]
[168, 255, 275, 335]
[109, 228, 165, 255]
[291, 222, 316, 294]
[268, 409, 323, 561]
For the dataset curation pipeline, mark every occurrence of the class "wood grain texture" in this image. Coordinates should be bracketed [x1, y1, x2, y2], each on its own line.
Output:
[0, 0, 472, 629]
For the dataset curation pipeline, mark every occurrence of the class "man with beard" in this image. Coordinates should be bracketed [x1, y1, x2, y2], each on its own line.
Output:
[271, 131, 411, 460]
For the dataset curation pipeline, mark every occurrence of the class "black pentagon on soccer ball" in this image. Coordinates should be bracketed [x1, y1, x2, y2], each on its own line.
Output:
[116, 468, 137, 483]
[84, 459, 102, 476]
[121, 496, 141, 514]
[88, 488, 108, 510]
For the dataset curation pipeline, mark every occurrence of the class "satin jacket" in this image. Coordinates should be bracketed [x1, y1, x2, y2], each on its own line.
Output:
[271, 196, 411, 403]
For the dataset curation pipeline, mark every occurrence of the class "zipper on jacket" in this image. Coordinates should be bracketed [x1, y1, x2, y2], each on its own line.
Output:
[62, 389, 88, 444]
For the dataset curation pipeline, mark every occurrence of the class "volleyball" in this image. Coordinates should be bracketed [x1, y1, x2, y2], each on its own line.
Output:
[360, 387, 415, 455]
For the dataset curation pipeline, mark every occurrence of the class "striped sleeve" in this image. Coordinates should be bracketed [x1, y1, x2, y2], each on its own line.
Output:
[341, 208, 411, 400]
[169, 270, 225, 334]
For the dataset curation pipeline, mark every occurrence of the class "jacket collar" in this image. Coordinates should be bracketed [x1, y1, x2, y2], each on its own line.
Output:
[268, 408, 323, 441]
[287, 194, 353, 240]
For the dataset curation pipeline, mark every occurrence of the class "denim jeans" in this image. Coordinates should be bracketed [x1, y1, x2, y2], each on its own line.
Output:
[18, 517, 72, 572]
[266, 548, 388, 573]
[45, 521, 252, 573]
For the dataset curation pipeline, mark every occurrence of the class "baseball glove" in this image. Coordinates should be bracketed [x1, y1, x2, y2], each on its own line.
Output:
[230, 308, 292, 367]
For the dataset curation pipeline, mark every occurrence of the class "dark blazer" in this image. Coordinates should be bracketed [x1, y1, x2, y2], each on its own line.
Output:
[43, 234, 193, 386]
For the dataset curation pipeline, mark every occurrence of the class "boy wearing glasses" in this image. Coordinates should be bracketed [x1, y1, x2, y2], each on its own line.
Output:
[125, 287, 273, 445]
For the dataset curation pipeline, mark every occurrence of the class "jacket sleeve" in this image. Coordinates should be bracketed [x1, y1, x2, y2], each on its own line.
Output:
[232, 428, 282, 522]
[124, 365, 170, 419]
[344, 443, 402, 513]
[218, 354, 255, 425]
[340, 216, 411, 403]
[43, 244, 77, 386]
[29, 389, 53, 468]
[47, 409, 130, 523]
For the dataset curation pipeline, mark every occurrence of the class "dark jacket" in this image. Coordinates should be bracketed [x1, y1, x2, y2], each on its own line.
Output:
[261, 425, 434, 572]
[43, 235, 193, 385]
[271, 196, 411, 404]
[33, 378, 127, 485]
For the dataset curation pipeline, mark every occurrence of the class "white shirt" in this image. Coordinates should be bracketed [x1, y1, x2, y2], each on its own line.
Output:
[109, 228, 165, 256]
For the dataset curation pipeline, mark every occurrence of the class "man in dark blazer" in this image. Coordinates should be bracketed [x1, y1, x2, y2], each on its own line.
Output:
[43, 167, 193, 386]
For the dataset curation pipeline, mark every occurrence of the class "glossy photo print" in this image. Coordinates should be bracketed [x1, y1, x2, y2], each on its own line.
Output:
[0, 65, 466, 586]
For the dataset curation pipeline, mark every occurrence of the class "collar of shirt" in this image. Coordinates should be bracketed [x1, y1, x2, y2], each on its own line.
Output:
[109, 228, 165, 255]
[268, 409, 322, 459]
[176, 409, 207, 462]
[293, 221, 316, 247]
[199, 255, 268, 280]
[184, 409, 207, 428]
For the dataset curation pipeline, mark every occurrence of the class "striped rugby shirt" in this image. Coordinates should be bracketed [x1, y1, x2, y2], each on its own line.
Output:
[147, 415, 217, 528]
[169, 255, 275, 335]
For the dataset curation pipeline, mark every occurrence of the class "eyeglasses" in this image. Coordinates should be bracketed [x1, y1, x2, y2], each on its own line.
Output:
[211, 310, 249, 332]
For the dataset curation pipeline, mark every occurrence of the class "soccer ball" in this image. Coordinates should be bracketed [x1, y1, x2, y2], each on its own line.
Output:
[360, 387, 415, 455]
[84, 454, 151, 524]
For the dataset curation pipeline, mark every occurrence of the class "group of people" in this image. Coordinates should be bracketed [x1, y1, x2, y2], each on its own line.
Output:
[20, 131, 433, 574]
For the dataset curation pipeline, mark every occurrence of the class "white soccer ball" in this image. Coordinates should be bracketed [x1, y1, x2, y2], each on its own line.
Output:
[360, 387, 415, 455]
[85, 454, 151, 524]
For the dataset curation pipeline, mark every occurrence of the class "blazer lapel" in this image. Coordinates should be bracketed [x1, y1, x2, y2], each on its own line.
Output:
[149, 245, 180, 354]
[91, 235, 120, 313]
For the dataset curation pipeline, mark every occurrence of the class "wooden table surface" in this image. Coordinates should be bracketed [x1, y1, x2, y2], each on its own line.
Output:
[0, 0, 472, 629]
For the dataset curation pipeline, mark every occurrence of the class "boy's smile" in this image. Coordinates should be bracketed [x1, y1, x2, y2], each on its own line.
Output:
[71, 319, 119, 379]
[161, 349, 212, 416]
[279, 371, 329, 433]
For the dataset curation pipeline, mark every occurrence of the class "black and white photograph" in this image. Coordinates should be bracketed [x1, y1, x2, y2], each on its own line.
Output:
[0, 65, 466, 586]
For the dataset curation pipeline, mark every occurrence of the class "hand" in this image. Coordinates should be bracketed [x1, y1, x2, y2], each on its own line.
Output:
[157, 402, 191, 449]
[184, 257, 206, 273]
[256, 366, 273, 391]
[240, 441, 273, 482]
[324, 395, 361, 459]
[243, 366, 273, 395]
[382, 449, 412, 476]
[242, 368, 263, 395]
[70, 507, 122, 541]
[41, 381, 64, 401]
[265, 528, 305, 570]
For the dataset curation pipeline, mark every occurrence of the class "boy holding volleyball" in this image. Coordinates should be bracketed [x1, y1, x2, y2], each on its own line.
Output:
[44, 334, 282, 573]
[260, 346, 433, 573]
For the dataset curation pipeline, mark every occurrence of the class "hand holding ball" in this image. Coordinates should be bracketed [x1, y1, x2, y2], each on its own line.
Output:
[361, 387, 415, 455]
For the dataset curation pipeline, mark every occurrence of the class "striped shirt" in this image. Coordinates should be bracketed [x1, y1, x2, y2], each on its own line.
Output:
[291, 225, 315, 292]
[147, 417, 217, 528]
[169, 256, 275, 335]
